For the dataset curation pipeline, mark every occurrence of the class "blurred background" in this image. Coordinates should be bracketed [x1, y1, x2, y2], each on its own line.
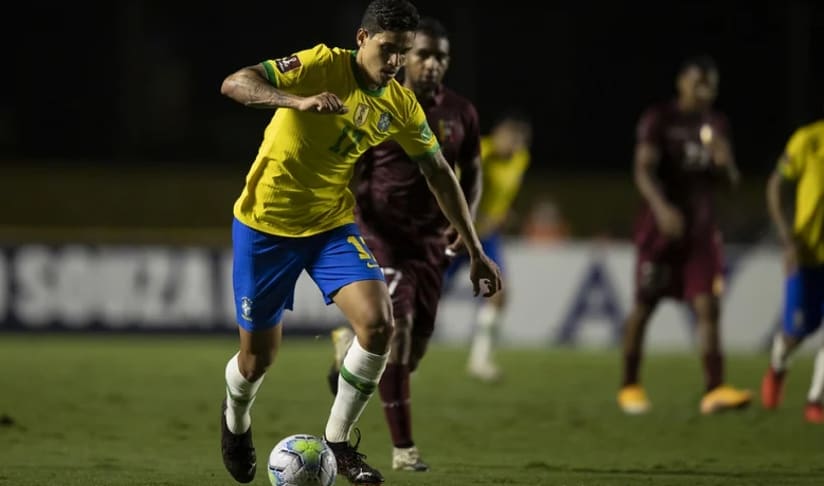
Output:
[2, 0, 823, 347]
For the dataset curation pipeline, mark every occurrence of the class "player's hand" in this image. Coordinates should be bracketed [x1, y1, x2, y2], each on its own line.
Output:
[655, 205, 685, 239]
[783, 242, 799, 275]
[443, 227, 466, 257]
[468, 252, 502, 298]
[298, 92, 348, 114]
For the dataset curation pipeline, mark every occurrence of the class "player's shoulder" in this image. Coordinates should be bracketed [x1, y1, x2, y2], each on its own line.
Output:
[639, 100, 674, 122]
[795, 119, 824, 138]
[441, 86, 480, 116]
[300, 43, 349, 64]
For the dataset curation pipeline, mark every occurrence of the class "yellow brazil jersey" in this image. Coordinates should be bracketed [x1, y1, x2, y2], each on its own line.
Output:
[476, 135, 530, 227]
[233, 43, 440, 237]
[778, 120, 824, 265]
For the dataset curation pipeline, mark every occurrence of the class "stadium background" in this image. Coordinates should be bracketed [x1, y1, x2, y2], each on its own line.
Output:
[3, 3, 824, 486]
[3, 1, 823, 348]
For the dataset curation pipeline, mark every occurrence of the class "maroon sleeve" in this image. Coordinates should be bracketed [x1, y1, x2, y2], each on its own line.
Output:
[458, 102, 482, 163]
[636, 106, 663, 146]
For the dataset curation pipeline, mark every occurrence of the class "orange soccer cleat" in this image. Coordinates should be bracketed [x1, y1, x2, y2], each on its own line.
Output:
[760, 367, 786, 410]
[804, 402, 824, 424]
[617, 384, 651, 415]
[700, 384, 752, 414]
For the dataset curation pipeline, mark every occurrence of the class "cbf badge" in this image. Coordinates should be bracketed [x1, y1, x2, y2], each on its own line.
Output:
[240, 297, 253, 322]
[354, 103, 370, 126]
[377, 112, 392, 132]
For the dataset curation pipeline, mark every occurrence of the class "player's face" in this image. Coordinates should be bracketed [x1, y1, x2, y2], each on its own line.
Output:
[677, 66, 719, 109]
[493, 120, 531, 158]
[356, 28, 415, 87]
[404, 33, 450, 95]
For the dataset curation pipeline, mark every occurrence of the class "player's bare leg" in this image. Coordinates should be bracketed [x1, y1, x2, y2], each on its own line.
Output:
[324, 279, 392, 484]
[804, 348, 824, 423]
[467, 290, 505, 382]
[379, 314, 429, 471]
[693, 294, 752, 414]
[617, 301, 655, 414]
[221, 325, 281, 483]
[761, 332, 800, 409]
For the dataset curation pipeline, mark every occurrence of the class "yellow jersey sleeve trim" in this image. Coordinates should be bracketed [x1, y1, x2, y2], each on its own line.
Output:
[261, 61, 277, 86]
[408, 144, 442, 162]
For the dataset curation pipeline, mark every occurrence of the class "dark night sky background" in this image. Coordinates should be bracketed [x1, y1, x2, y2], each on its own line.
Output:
[4, 1, 823, 176]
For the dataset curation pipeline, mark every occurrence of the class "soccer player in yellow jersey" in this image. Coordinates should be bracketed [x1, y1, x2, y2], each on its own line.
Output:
[217, 1, 501, 484]
[761, 118, 824, 424]
[444, 109, 532, 382]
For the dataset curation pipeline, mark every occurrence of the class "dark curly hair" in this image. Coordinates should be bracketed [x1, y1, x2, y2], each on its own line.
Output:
[361, 0, 420, 34]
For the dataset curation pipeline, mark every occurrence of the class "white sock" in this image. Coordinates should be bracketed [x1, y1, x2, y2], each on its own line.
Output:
[324, 338, 387, 443]
[770, 333, 790, 372]
[807, 348, 824, 403]
[225, 352, 264, 434]
[469, 303, 500, 367]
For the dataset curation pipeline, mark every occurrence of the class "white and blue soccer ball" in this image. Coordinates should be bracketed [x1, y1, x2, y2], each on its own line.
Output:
[267, 434, 337, 486]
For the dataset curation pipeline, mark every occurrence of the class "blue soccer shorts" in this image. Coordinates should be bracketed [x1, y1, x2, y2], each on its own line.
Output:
[782, 265, 824, 339]
[232, 218, 385, 331]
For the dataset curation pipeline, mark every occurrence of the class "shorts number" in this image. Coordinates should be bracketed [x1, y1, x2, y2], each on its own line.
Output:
[346, 236, 379, 268]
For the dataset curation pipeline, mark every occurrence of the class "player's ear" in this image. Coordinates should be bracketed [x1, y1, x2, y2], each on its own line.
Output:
[356, 28, 369, 48]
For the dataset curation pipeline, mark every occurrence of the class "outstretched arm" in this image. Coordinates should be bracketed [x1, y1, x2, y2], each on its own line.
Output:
[418, 150, 501, 296]
[220, 64, 347, 114]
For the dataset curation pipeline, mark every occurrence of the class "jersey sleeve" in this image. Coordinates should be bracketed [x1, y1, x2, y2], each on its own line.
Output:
[394, 96, 441, 160]
[779, 128, 808, 180]
[260, 43, 332, 92]
[636, 106, 663, 147]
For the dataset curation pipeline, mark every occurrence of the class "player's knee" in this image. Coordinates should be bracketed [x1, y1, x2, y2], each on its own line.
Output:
[238, 350, 274, 381]
[353, 303, 393, 352]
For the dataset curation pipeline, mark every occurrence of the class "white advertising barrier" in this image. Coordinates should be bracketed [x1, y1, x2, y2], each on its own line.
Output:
[0, 241, 811, 352]
[434, 241, 793, 352]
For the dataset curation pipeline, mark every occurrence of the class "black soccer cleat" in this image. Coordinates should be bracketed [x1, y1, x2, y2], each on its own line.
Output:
[325, 429, 384, 484]
[220, 399, 257, 483]
[327, 363, 340, 396]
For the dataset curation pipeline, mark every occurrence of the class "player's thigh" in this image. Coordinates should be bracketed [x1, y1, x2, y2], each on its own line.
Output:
[682, 238, 724, 303]
[783, 267, 824, 339]
[305, 224, 390, 333]
[232, 218, 305, 333]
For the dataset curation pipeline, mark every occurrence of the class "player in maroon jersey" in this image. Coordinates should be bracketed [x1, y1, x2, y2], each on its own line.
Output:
[617, 55, 752, 415]
[326, 17, 482, 471]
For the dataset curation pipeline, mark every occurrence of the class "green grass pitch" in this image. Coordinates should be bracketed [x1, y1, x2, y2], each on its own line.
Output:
[1, 333, 822, 485]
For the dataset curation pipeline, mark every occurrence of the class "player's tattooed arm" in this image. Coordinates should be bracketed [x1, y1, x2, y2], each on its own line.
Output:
[220, 64, 348, 114]
[634, 141, 685, 239]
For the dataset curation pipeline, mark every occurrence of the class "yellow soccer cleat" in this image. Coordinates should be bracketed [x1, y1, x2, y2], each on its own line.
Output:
[700, 384, 752, 414]
[617, 384, 651, 415]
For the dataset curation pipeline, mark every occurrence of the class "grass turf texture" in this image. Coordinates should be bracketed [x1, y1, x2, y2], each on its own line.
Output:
[1, 334, 822, 485]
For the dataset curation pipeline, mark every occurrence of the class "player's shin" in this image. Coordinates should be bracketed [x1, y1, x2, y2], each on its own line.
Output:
[325, 338, 388, 443]
[225, 352, 265, 434]
[770, 333, 791, 372]
[468, 301, 501, 368]
[807, 348, 824, 403]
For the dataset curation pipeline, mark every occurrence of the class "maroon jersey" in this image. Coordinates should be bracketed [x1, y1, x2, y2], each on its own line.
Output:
[632, 101, 730, 302]
[354, 85, 481, 259]
[636, 100, 730, 229]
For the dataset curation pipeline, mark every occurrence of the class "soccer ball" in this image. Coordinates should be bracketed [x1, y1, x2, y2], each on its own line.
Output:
[267, 434, 337, 486]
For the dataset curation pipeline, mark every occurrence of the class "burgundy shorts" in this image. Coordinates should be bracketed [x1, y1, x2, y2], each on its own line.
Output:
[632, 208, 725, 303]
[361, 231, 449, 339]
